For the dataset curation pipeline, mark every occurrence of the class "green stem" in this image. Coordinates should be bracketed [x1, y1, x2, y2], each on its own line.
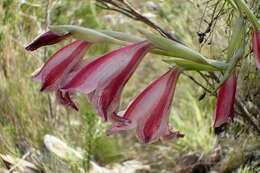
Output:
[213, 46, 245, 92]
[226, 17, 245, 61]
[151, 49, 228, 70]
[234, 0, 260, 29]
[139, 29, 229, 70]
[48, 25, 229, 71]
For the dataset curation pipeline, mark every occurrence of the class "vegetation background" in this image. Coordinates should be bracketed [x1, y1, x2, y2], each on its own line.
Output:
[0, 0, 259, 173]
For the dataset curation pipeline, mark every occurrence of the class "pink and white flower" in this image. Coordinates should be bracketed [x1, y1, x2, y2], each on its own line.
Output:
[32, 40, 91, 92]
[31, 40, 91, 110]
[107, 67, 184, 144]
[60, 41, 153, 121]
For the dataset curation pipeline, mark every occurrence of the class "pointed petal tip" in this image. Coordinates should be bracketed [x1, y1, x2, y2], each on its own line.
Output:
[40, 81, 52, 92]
[139, 131, 184, 144]
[106, 121, 133, 136]
[56, 90, 79, 111]
[25, 31, 71, 51]
[25, 45, 37, 51]
[162, 130, 184, 141]
[69, 103, 79, 111]
[142, 137, 150, 144]
[111, 112, 131, 124]
[106, 126, 123, 136]
[40, 84, 47, 92]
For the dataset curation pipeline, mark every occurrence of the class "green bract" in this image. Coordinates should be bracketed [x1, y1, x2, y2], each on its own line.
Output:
[139, 30, 208, 64]
[99, 30, 145, 42]
[49, 25, 129, 45]
[214, 46, 245, 92]
[163, 58, 219, 71]
[140, 30, 228, 70]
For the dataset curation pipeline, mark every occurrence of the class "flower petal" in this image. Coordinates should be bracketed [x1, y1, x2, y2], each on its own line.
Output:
[162, 125, 184, 140]
[61, 41, 152, 94]
[61, 41, 153, 120]
[25, 31, 71, 51]
[33, 40, 91, 91]
[56, 90, 78, 111]
[252, 30, 260, 70]
[214, 73, 237, 128]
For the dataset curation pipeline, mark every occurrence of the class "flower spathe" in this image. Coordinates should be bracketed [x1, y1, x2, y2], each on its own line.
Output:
[213, 73, 237, 128]
[107, 67, 184, 144]
[252, 30, 260, 70]
[60, 41, 153, 121]
[25, 31, 71, 51]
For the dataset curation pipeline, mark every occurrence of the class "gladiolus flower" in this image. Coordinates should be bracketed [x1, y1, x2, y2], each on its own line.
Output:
[107, 67, 184, 144]
[252, 30, 260, 70]
[25, 31, 71, 51]
[60, 41, 153, 121]
[32, 40, 91, 109]
[214, 73, 237, 128]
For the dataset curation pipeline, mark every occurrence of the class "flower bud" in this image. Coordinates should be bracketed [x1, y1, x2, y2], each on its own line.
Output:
[25, 31, 71, 51]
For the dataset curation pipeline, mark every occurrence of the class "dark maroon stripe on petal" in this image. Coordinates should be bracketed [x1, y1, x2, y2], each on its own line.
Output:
[62, 41, 152, 121]
[39, 40, 90, 92]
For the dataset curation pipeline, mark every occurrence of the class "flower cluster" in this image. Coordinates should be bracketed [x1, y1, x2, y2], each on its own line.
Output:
[26, 26, 241, 143]
[26, 29, 185, 143]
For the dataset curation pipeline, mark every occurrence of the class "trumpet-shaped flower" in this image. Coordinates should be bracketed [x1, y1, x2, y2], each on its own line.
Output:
[252, 30, 260, 70]
[107, 67, 184, 144]
[32, 40, 91, 93]
[60, 41, 153, 121]
[25, 31, 71, 51]
[214, 73, 237, 128]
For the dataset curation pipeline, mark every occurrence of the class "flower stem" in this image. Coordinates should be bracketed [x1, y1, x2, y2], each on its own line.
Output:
[234, 0, 260, 29]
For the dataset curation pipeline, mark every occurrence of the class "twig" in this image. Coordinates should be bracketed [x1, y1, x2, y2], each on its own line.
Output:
[97, 0, 260, 134]
[183, 72, 214, 95]
[96, 0, 183, 44]
[198, 71, 214, 87]
[43, 0, 55, 121]
[97, 3, 134, 18]
[235, 98, 260, 134]
[7, 152, 31, 173]
[200, 0, 226, 47]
